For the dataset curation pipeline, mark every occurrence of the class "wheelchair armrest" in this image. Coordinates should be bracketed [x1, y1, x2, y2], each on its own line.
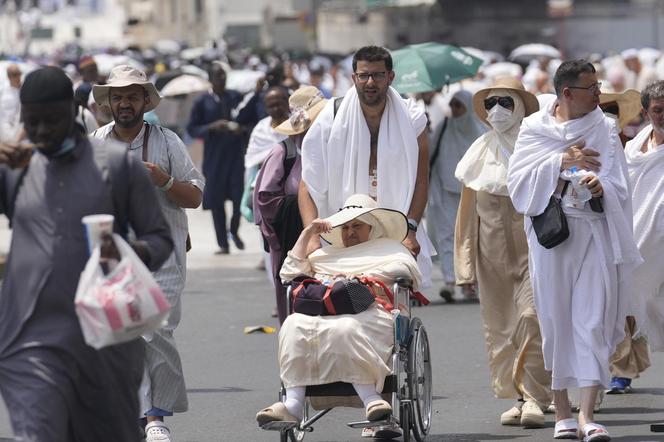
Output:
[394, 277, 413, 289]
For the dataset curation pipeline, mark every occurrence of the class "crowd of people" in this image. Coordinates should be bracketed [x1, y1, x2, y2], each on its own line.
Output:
[0, 40, 661, 442]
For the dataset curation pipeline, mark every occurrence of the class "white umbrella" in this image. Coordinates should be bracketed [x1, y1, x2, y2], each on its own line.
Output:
[93, 54, 145, 76]
[160, 75, 211, 97]
[509, 43, 561, 62]
[154, 39, 181, 55]
[180, 64, 208, 79]
[481, 62, 523, 81]
[226, 69, 264, 94]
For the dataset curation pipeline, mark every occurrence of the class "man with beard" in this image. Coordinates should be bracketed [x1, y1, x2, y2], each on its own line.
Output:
[297, 45, 432, 439]
[92, 65, 204, 442]
[0, 66, 173, 442]
[187, 62, 246, 254]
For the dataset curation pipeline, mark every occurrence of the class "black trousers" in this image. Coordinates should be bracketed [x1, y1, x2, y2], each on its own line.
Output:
[211, 202, 241, 249]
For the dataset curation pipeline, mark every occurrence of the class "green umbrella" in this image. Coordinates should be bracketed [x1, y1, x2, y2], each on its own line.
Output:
[391, 42, 483, 94]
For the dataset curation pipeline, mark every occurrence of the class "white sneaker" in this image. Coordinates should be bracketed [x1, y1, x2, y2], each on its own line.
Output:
[145, 421, 172, 442]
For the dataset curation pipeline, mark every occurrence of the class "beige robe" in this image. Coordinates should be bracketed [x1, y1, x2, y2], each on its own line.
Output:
[455, 187, 552, 406]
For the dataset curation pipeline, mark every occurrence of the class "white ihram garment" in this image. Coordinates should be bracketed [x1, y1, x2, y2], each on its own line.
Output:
[625, 125, 664, 351]
[507, 101, 641, 389]
[301, 86, 434, 286]
[245, 116, 288, 168]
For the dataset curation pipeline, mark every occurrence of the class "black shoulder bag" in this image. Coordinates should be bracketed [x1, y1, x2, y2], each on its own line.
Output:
[530, 181, 570, 249]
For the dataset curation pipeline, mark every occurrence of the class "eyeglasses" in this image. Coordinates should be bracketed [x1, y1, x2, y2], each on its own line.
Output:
[484, 96, 514, 110]
[354, 71, 387, 83]
[7, 72, 20, 77]
[567, 82, 602, 93]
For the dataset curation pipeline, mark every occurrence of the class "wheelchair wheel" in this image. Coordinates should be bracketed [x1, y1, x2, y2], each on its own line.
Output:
[408, 318, 432, 441]
[400, 402, 411, 442]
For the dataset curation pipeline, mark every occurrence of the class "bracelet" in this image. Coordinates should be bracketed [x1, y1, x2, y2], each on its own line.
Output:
[407, 218, 418, 232]
[159, 175, 175, 192]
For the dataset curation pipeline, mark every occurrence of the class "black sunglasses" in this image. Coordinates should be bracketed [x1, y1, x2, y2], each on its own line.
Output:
[484, 96, 514, 110]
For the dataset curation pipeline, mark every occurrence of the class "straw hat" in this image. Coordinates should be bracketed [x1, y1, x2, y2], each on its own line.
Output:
[92, 65, 161, 112]
[472, 76, 539, 125]
[599, 89, 642, 129]
[274, 85, 328, 136]
[320, 194, 408, 247]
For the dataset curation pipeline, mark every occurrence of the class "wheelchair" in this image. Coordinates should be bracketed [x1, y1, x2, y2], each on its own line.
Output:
[261, 277, 432, 441]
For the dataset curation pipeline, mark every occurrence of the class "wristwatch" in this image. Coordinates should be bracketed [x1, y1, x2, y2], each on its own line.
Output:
[159, 175, 175, 192]
[407, 218, 418, 233]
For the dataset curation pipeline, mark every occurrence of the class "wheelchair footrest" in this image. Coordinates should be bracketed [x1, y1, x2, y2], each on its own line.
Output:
[260, 421, 299, 432]
[346, 418, 394, 429]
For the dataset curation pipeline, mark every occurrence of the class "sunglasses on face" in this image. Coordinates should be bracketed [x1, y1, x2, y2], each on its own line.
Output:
[484, 96, 514, 110]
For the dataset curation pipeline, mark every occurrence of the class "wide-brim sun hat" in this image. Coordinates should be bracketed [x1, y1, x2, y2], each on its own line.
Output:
[320, 194, 408, 247]
[472, 76, 539, 125]
[92, 65, 161, 112]
[599, 89, 642, 129]
[274, 85, 328, 136]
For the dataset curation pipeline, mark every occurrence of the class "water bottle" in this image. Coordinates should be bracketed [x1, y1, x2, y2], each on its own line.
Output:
[561, 166, 592, 208]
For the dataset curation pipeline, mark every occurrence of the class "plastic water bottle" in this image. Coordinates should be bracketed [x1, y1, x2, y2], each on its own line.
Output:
[561, 166, 593, 208]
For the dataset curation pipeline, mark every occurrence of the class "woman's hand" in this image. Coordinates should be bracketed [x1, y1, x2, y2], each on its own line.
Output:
[305, 219, 333, 236]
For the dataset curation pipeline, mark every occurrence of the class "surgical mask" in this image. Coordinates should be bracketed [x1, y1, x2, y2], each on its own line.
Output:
[486, 105, 516, 133]
[45, 137, 76, 158]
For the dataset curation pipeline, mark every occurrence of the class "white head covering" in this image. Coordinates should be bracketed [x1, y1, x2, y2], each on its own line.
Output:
[454, 90, 526, 196]
[431, 89, 488, 193]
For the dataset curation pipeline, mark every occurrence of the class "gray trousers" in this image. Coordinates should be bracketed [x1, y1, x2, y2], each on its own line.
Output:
[0, 341, 144, 442]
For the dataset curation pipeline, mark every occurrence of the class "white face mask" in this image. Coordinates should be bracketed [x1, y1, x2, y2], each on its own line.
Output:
[486, 105, 515, 133]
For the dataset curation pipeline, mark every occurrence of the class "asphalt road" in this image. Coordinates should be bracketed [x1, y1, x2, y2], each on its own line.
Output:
[0, 208, 662, 441]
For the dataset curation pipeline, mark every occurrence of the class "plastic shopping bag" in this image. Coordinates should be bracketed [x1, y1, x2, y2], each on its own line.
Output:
[75, 234, 171, 349]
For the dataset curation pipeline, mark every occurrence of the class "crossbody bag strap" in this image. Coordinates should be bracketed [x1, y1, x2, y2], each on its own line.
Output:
[141, 123, 151, 162]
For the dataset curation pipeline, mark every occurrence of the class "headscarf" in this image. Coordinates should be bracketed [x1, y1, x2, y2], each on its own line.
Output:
[454, 89, 526, 196]
[430, 89, 488, 193]
[356, 212, 386, 242]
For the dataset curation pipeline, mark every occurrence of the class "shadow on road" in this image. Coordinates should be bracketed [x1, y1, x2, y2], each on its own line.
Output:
[426, 434, 529, 441]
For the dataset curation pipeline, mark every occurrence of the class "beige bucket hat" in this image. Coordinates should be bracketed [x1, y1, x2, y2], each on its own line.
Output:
[320, 194, 408, 247]
[599, 89, 642, 129]
[274, 85, 328, 136]
[472, 76, 539, 125]
[92, 65, 161, 112]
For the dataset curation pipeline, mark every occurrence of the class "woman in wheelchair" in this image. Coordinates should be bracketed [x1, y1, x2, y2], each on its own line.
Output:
[256, 194, 422, 428]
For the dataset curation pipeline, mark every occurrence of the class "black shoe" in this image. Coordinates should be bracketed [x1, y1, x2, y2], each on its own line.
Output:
[439, 287, 455, 303]
[215, 247, 230, 255]
[230, 234, 245, 250]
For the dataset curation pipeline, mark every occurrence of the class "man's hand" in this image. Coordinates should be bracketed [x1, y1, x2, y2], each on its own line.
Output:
[142, 161, 170, 187]
[402, 230, 420, 257]
[207, 119, 229, 131]
[255, 77, 266, 94]
[580, 174, 603, 198]
[561, 140, 601, 172]
[0, 142, 33, 169]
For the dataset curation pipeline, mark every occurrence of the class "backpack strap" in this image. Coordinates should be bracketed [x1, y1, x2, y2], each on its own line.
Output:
[141, 123, 151, 162]
[282, 137, 298, 178]
[333, 97, 343, 119]
[428, 117, 448, 178]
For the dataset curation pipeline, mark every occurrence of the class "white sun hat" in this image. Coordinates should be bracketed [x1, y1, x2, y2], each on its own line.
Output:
[320, 194, 408, 247]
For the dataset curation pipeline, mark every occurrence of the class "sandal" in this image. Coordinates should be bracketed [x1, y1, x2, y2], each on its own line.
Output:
[256, 402, 299, 427]
[579, 422, 611, 442]
[554, 418, 578, 439]
[366, 399, 392, 421]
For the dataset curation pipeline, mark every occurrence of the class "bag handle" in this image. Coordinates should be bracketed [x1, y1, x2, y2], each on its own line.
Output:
[358, 276, 395, 311]
[141, 123, 151, 162]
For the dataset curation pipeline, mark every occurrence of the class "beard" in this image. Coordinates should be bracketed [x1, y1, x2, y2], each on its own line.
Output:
[356, 84, 386, 107]
[113, 105, 146, 128]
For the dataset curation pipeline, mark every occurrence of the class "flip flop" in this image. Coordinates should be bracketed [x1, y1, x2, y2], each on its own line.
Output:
[580, 422, 611, 442]
[554, 418, 578, 439]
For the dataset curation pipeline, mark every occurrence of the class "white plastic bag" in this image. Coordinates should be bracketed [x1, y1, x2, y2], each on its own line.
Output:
[75, 234, 171, 349]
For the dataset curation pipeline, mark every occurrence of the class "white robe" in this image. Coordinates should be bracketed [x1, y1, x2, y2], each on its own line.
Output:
[245, 116, 287, 168]
[507, 101, 641, 389]
[625, 125, 664, 351]
[301, 86, 434, 286]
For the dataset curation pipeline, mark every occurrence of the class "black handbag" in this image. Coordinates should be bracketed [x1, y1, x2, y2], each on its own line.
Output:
[291, 277, 377, 316]
[530, 181, 570, 249]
